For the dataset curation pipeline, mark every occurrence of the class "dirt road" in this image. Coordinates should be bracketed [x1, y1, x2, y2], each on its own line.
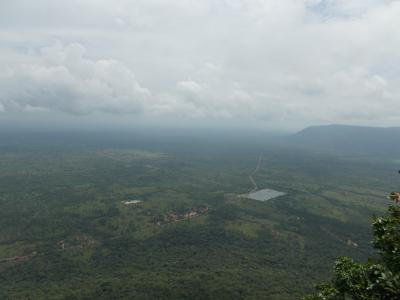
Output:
[248, 155, 262, 192]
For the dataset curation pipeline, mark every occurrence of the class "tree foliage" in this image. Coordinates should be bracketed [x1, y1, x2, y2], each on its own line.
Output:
[304, 203, 400, 299]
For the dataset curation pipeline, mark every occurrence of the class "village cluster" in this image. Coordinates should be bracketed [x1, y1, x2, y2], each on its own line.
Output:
[165, 206, 209, 223]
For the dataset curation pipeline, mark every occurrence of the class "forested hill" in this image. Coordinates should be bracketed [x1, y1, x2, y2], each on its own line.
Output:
[287, 124, 400, 157]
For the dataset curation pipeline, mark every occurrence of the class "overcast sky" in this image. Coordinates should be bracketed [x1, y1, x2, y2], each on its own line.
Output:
[0, 0, 399, 131]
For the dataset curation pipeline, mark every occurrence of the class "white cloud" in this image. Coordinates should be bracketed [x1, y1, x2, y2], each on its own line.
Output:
[0, 42, 151, 115]
[0, 0, 400, 129]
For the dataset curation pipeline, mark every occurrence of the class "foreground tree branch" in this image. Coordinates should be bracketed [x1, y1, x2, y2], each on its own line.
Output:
[304, 194, 400, 299]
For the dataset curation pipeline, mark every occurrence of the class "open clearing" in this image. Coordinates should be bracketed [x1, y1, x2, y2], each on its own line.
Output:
[240, 188, 286, 201]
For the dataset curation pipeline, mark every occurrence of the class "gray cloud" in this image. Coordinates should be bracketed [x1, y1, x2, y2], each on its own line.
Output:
[0, 0, 400, 129]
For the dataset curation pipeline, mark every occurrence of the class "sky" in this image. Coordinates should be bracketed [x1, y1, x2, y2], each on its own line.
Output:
[0, 0, 399, 131]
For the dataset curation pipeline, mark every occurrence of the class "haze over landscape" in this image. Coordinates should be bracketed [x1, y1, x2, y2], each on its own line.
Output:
[1, 1, 400, 300]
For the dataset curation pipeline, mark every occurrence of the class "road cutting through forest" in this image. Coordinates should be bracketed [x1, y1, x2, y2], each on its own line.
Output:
[249, 154, 262, 192]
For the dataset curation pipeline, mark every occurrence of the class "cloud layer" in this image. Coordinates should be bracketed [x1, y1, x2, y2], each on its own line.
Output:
[0, 42, 153, 114]
[0, 0, 400, 129]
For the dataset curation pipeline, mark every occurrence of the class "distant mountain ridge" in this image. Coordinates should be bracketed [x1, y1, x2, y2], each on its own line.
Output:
[289, 124, 400, 157]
